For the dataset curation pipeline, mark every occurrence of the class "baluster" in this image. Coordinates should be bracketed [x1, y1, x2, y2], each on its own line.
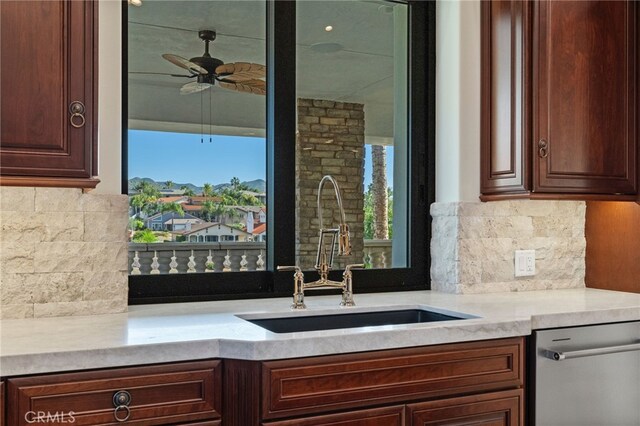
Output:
[380, 251, 387, 269]
[223, 250, 232, 272]
[364, 248, 372, 269]
[187, 249, 197, 273]
[169, 250, 179, 274]
[256, 250, 265, 271]
[240, 251, 248, 271]
[205, 249, 215, 273]
[131, 251, 141, 275]
[150, 250, 160, 275]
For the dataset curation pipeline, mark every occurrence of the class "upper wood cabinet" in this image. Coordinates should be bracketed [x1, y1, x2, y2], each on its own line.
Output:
[0, 0, 99, 189]
[481, 0, 638, 201]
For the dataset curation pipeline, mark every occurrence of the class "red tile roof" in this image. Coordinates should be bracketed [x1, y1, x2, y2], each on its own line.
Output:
[252, 223, 266, 235]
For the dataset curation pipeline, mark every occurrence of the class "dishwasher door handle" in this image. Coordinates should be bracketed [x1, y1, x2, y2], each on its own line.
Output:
[542, 342, 640, 361]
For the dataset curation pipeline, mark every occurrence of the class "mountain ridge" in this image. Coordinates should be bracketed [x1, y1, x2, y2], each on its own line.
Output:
[128, 177, 266, 194]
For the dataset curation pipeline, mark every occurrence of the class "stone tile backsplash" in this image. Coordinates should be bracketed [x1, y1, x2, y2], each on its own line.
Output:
[431, 200, 586, 293]
[0, 187, 128, 319]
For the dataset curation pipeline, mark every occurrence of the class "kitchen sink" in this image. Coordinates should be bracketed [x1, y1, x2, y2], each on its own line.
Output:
[242, 308, 471, 333]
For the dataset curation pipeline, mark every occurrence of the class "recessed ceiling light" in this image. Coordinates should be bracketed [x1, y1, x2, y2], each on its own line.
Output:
[128, 0, 142, 6]
[325, 25, 333, 32]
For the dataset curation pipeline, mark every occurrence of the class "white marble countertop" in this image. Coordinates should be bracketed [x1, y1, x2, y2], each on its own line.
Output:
[1, 288, 639, 376]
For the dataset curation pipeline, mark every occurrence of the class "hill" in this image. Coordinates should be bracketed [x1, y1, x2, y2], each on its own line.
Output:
[128, 177, 265, 194]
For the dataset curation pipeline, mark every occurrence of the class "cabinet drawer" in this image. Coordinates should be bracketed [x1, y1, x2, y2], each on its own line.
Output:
[262, 338, 523, 419]
[7, 360, 221, 426]
[407, 389, 523, 426]
[263, 405, 404, 426]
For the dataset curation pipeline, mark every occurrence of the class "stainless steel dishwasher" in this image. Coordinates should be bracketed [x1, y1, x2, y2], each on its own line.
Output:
[533, 321, 640, 426]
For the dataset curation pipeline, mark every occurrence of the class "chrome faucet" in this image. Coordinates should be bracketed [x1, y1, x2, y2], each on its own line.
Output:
[278, 175, 363, 309]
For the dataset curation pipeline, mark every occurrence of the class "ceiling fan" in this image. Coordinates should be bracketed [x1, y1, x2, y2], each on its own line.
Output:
[162, 30, 266, 96]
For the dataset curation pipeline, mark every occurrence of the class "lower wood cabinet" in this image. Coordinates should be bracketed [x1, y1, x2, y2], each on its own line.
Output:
[407, 389, 523, 426]
[226, 337, 525, 426]
[6, 360, 221, 426]
[262, 405, 405, 426]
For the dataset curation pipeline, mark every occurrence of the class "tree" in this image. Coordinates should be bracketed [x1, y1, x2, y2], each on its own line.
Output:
[363, 184, 393, 240]
[181, 185, 195, 196]
[164, 180, 174, 190]
[371, 145, 389, 239]
[202, 182, 215, 198]
[130, 181, 161, 217]
[160, 202, 185, 234]
[132, 229, 158, 243]
[230, 177, 241, 190]
[202, 200, 237, 224]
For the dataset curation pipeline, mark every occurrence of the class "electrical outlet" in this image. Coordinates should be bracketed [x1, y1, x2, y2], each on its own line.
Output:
[514, 250, 536, 277]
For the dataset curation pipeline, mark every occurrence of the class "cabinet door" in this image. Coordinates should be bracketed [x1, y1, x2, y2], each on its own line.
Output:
[7, 360, 222, 426]
[0, 0, 98, 188]
[407, 390, 523, 426]
[534, 0, 637, 195]
[481, 0, 532, 196]
[263, 405, 404, 426]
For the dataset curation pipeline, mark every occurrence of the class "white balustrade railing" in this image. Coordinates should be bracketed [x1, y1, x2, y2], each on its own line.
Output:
[128, 240, 392, 275]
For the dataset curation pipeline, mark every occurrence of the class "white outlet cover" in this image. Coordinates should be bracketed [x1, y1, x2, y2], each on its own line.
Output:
[515, 250, 536, 277]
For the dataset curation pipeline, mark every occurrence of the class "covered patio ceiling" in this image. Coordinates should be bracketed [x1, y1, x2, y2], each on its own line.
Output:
[127, 0, 404, 144]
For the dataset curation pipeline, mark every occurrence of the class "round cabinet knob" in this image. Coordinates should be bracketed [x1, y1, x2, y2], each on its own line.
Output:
[538, 139, 549, 158]
[69, 101, 86, 128]
[113, 390, 132, 407]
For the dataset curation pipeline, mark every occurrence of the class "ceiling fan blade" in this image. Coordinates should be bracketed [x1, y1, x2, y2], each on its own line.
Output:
[179, 81, 212, 95]
[129, 71, 195, 78]
[162, 54, 208, 75]
[218, 79, 266, 96]
[215, 62, 266, 81]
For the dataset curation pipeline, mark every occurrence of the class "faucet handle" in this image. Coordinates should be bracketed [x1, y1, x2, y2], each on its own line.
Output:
[277, 265, 303, 274]
[344, 264, 365, 274]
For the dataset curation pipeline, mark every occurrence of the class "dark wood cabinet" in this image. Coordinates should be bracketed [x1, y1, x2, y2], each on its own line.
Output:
[407, 390, 523, 426]
[225, 337, 525, 426]
[1, 381, 4, 426]
[0, 0, 99, 189]
[481, 0, 638, 201]
[262, 405, 405, 426]
[7, 360, 222, 426]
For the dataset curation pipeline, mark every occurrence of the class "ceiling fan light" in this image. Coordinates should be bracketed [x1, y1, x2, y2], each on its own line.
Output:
[325, 25, 333, 32]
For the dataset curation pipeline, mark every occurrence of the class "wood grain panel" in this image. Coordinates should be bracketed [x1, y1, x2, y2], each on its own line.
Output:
[534, 0, 637, 194]
[0, 0, 98, 183]
[407, 389, 523, 426]
[7, 360, 222, 426]
[262, 405, 404, 426]
[223, 359, 261, 426]
[585, 201, 640, 293]
[262, 338, 524, 420]
[481, 0, 531, 196]
[1, 381, 4, 426]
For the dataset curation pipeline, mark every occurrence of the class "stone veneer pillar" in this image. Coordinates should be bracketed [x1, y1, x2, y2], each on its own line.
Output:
[430, 200, 586, 293]
[0, 187, 129, 318]
[296, 98, 365, 269]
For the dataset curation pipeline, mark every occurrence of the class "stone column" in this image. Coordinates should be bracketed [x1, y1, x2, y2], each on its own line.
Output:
[296, 98, 365, 270]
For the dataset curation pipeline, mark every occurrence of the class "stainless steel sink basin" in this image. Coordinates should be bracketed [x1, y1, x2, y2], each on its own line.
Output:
[241, 308, 471, 333]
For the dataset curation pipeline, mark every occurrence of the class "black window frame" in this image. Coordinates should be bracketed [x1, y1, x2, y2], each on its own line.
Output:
[123, 0, 436, 305]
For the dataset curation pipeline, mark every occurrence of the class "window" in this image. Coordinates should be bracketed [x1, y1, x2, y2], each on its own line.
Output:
[124, 0, 435, 304]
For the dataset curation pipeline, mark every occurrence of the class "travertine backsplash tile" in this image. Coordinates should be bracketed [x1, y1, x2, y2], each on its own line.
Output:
[0, 188, 128, 318]
[431, 200, 586, 294]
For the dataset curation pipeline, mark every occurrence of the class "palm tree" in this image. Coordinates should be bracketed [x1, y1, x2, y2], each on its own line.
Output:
[164, 180, 174, 190]
[181, 185, 195, 197]
[130, 181, 161, 217]
[160, 202, 185, 234]
[202, 182, 214, 198]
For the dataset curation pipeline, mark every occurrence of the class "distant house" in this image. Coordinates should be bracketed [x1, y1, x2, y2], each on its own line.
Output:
[157, 196, 188, 204]
[241, 190, 267, 204]
[144, 212, 202, 231]
[163, 218, 202, 232]
[177, 222, 251, 243]
[251, 223, 266, 242]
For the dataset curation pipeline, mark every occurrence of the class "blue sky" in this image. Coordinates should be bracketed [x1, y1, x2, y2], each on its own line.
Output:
[129, 130, 394, 189]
